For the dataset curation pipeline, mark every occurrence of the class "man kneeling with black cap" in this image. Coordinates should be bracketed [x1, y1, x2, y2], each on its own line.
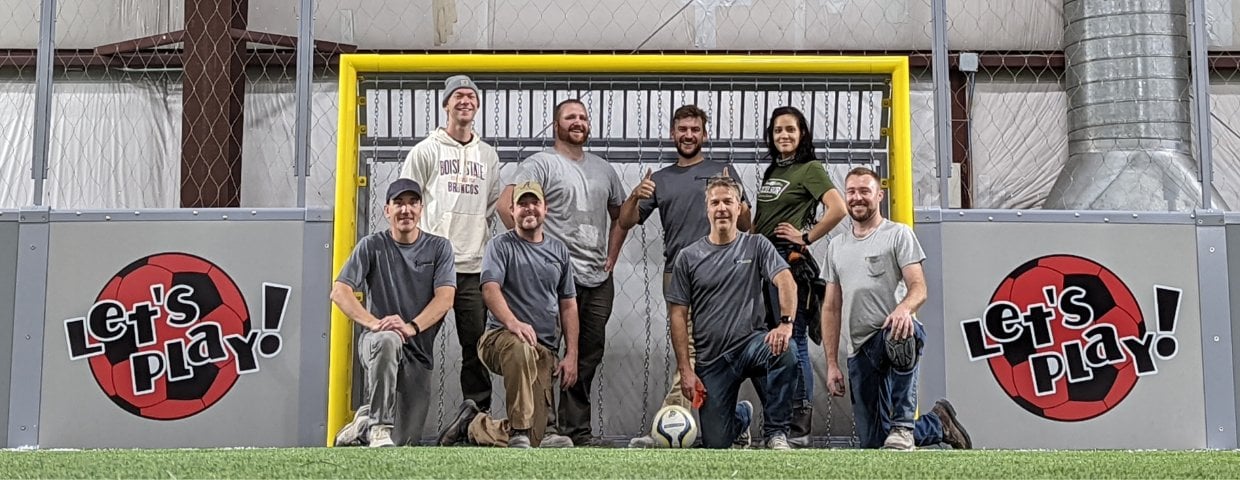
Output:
[332, 178, 457, 447]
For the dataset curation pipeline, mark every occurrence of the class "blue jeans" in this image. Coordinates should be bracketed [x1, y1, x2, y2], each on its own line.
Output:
[848, 322, 944, 448]
[765, 284, 813, 406]
[696, 332, 797, 448]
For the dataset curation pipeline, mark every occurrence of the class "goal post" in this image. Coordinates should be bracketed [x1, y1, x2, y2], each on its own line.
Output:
[329, 53, 913, 445]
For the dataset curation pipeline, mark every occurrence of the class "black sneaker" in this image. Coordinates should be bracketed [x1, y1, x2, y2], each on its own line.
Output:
[437, 400, 480, 446]
[932, 399, 972, 449]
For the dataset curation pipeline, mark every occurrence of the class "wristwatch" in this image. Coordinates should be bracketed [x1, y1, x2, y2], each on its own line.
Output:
[801, 232, 811, 246]
[779, 315, 794, 325]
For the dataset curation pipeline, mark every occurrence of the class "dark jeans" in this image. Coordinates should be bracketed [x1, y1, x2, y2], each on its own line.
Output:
[766, 283, 813, 407]
[454, 273, 492, 411]
[696, 332, 797, 449]
[848, 322, 944, 448]
[557, 275, 613, 443]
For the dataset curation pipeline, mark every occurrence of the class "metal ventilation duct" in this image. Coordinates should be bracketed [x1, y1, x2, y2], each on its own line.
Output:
[1046, 0, 1200, 210]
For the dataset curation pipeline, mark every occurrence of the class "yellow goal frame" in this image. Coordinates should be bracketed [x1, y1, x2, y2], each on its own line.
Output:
[329, 53, 913, 445]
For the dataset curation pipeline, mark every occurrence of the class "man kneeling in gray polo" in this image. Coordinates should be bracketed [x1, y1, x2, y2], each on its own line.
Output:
[437, 181, 581, 448]
[331, 179, 457, 447]
[669, 175, 799, 450]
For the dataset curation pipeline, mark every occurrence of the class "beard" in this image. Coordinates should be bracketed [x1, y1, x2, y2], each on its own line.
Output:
[849, 204, 876, 223]
[555, 124, 589, 146]
[516, 214, 542, 233]
[675, 141, 701, 158]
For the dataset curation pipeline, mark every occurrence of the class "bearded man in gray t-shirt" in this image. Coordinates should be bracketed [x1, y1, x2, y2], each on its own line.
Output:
[331, 179, 457, 448]
[821, 167, 971, 451]
[436, 181, 581, 449]
[667, 175, 799, 450]
[499, 99, 628, 446]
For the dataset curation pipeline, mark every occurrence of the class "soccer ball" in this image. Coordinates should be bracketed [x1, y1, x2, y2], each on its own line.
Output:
[88, 252, 251, 420]
[652, 405, 698, 448]
[986, 254, 1144, 422]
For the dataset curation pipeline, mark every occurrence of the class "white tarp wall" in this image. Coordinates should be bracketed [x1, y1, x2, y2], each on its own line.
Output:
[17, 75, 1240, 211]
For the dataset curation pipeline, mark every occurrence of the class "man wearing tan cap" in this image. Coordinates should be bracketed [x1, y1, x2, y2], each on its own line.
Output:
[437, 181, 581, 448]
[400, 75, 501, 416]
[499, 99, 627, 446]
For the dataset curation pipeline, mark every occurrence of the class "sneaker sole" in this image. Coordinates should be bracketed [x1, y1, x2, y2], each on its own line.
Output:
[935, 399, 972, 449]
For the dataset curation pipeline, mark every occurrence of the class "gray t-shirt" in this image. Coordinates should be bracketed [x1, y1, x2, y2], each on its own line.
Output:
[512, 150, 625, 287]
[482, 230, 577, 350]
[824, 219, 926, 356]
[637, 159, 748, 273]
[666, 232, 789, 367]
[336, 230, 457, 368]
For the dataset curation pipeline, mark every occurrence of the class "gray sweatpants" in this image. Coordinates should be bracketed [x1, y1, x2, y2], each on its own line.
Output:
[359, 330, 432, 446]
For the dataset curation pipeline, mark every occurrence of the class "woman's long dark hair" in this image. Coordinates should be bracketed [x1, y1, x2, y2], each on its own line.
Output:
[762, 106, 816, 182]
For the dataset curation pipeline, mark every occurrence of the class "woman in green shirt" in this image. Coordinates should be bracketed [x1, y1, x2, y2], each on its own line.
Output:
[753, 106, 846, 446]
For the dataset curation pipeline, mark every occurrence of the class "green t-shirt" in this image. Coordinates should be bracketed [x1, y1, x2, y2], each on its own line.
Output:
[753, 160, 836, 236]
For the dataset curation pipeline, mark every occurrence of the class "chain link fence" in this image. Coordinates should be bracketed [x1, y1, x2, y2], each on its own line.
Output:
[0, 0, 328, 209]
[944, 0, 1229, 210]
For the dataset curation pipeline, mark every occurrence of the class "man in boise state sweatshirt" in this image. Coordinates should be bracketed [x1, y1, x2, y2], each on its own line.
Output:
[400, 75, 502, 418]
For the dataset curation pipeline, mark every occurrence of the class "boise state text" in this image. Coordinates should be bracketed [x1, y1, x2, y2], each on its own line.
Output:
[960, 254, 1181, 422]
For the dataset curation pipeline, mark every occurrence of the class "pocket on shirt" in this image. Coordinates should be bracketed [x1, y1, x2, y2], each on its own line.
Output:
[865, 255, 889, 277]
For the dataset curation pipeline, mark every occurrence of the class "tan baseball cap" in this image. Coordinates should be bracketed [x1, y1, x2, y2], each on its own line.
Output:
[512, 181, 545, 203]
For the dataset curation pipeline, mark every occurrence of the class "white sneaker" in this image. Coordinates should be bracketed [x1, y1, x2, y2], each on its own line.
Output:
[883, 427, 914, 451]
[368, 424, 395, 448]
[766, 433, 791, 451]
[334, 405, 369, 447]
[540, 434, 574, 448]
[627, 435, 659, 448]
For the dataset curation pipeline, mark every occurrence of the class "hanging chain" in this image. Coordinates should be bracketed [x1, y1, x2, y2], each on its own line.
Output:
[421, 84, 449, 432]
[541, 87, 550, 145]
[492, 83, 503, 139]
[395, 88, 406, 141]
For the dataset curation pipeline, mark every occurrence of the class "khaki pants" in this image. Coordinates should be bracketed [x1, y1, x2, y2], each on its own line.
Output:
[663, 272, 697, 409]
[470, 328, 556, 446]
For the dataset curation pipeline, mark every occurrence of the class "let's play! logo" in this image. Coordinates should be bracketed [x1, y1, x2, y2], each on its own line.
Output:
[63, 252, 291, 420]
[960, 254, 1182, 422]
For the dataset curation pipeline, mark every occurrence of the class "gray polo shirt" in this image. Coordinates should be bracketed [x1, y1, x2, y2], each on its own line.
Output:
[824, 219, 926, 356]
[512, 150, 625, 287]
[666, 232, 789, 367]
[482, 230, 577, 350]
[336, 230, 457, 368]
[637, 159, 747, 273]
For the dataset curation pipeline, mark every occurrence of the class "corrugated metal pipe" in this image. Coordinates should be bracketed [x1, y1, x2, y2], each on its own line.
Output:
[1046, 0, 1201, 210]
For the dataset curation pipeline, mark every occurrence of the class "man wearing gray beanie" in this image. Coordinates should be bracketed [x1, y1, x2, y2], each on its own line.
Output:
[400, 74, 502, 425]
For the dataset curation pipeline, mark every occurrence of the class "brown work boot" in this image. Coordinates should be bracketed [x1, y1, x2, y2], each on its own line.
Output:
[932, 399, 972, 449]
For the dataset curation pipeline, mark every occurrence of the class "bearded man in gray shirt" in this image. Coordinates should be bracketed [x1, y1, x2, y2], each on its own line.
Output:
[822, 166, 971, 451]
[668, 175, 799, 450]
[499, 99, 628, 446]
[437, 181, 581, 449]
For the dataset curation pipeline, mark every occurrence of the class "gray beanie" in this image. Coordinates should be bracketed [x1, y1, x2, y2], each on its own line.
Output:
[442, 75, 480, 106]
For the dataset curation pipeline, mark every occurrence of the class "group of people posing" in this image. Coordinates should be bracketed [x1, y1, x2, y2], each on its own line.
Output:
[330, 75, 972, 451]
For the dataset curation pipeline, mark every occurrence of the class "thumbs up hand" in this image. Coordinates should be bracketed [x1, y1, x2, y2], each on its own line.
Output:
[631, 168, 656, 200]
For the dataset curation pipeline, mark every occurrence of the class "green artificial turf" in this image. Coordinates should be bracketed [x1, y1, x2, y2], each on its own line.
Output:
[3, 447, 1240, 479]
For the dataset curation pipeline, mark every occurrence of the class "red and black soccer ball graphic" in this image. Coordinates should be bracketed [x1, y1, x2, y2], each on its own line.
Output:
[87, 252, 250, 420]
[986, 254, 1144, 422]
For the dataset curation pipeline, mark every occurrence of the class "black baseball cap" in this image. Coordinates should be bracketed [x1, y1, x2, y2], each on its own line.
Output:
[386, 178, 423, 203]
